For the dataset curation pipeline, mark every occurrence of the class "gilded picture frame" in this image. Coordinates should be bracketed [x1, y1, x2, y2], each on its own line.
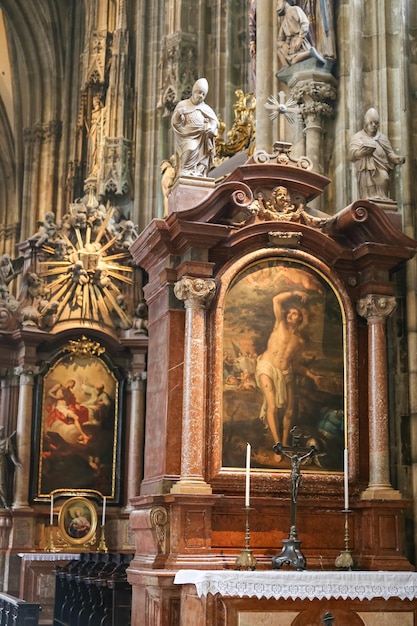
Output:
[58, 496, 97, 546]
[221, 256, 345, 473]
[32, 339, 123, 503]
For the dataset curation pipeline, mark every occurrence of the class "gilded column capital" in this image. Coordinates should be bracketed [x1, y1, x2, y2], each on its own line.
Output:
[174, 277, 216, 309]
[356, 295, 397, 320]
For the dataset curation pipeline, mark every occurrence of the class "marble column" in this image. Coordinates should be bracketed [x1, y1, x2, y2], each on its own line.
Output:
[125, 371, 147, 510]
[13, 365, 38, 510]
[357, 295, 401, 500]
[171, 276, 216, 495]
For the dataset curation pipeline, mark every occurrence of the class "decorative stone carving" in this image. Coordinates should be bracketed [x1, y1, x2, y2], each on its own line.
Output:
[298, 0, 337, 61]
[252, 142, 313, 170]
[276, 0, 325, 67]
[290, 78, 337, 125]
[356, 295, 397, 320]
[349, 108, 405, 201]
[174, 277, 216, 309]
[83, 29, 108, 86]
[171, 78, 219, 178]
[158, 32, 198, 117]
[150, 506, 169, 554]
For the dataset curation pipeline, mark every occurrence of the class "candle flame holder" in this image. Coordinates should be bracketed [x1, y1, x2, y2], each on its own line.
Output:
[45, 524, 59, 553]
[97, 524, 108, 553]
[235, 506, 257, 570]
[335, 509, 354, 570]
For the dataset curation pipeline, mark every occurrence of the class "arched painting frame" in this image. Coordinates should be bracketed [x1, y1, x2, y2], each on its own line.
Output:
[221, 256, 345, 473]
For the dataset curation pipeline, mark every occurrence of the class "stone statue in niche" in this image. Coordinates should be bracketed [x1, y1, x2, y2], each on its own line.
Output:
[277, 0, 325, 67]
[348, 107, 405, 200]
[86, 94, 105, 178]
[171, 78, 219, 178]
[0, 426, 21, 509]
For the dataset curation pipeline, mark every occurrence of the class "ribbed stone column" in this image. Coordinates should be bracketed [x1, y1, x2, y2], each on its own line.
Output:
[13, 365, 38, 510]
[357, 295, 401, 500]
[171, 277, 215, 494]
[255, 0, 275, 152]
[125, 371, 147, 509]
[288, 73, 337, 176]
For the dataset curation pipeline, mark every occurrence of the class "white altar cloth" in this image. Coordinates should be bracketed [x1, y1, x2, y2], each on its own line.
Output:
[174, 570, 417, 601]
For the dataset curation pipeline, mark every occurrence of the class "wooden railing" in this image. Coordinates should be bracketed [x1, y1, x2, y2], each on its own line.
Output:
[0, 592, 40, 626]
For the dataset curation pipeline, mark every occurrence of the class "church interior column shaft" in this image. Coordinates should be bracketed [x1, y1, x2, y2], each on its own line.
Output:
[171, 277, 215, 494]
[357, 295, 401, 499]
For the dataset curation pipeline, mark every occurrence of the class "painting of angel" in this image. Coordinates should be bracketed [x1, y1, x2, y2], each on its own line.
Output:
[33, 350, 120, 500]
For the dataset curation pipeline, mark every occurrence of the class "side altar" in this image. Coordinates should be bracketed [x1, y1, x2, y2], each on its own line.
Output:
[128, 144, 417, 626]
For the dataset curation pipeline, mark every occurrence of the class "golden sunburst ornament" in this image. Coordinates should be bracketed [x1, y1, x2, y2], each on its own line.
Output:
[38, 195, 134, 330]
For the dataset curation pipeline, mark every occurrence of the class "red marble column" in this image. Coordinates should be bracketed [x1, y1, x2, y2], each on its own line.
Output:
[357, 294, 401, 499]
[171, 277, 215, 495]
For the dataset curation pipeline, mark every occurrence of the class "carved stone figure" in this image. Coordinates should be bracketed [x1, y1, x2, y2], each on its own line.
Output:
[133, 300, 148, 335]
[171, 78, 219, 178]
[0, 254, 21, 300]
[298, 0, 337, 60]
[348, 108, 405, 200]
[0, 427, 21, 509]
[277, 0, 325, 67]
[86, 94, 105, 178]
[160, 158, 175, 215]
[29, 211, 60, 248]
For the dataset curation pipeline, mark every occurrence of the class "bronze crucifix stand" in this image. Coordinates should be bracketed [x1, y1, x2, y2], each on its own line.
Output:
[272, 427, 317, 571]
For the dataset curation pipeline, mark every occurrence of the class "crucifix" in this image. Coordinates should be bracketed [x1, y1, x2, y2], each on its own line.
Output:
[272, 425, 317, 571]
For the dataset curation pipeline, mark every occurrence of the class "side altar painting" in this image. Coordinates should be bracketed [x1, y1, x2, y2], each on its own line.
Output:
[222, 258, 344, 472]
[33, 342, 121, 501]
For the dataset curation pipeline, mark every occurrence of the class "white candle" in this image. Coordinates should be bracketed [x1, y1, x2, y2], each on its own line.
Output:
[102, 496, 106, 525]
[50, 494, 54, 526]
[344, 448, 349, 510]
[245, 443, 251, 507]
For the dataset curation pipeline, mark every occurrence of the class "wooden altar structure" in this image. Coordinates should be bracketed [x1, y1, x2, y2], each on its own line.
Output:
[128, 149, 417, 625]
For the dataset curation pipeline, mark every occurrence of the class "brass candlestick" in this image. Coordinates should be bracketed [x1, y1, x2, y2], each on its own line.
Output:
[45, 524, 59, 552]
[235, 506, 257, 570]
[97, 524, 108, 553]
[335, 509, 354, 570]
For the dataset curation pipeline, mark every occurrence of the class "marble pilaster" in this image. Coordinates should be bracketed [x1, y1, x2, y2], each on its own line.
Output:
[171, 276, 216, 495]
[357, 294, 401, 500]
